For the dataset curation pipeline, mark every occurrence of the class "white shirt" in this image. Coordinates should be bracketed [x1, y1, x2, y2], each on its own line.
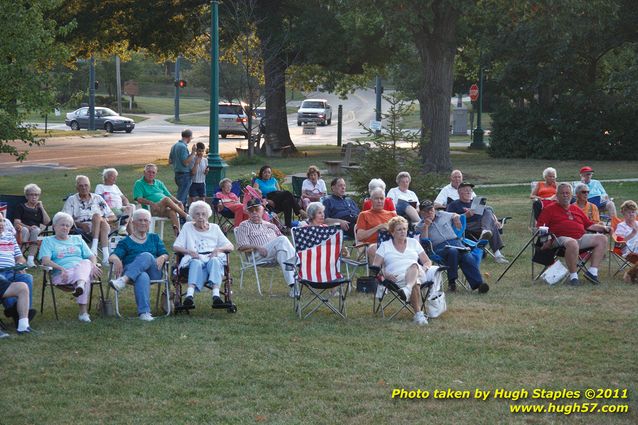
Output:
[95, 184, 125, 209]
[62, 193, 113, 223]
[190, 157, 208, 184]
[301, 179, 327, 196]
[173, 222, 232, 268]
[434, 184, 476, 207]
[376, 238, 424, 278]
[387, 187, 419, 206]
[615, 221, 638, 256]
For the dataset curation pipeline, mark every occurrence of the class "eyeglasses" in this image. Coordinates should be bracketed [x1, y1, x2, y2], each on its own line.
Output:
[579, 191, 589, 194]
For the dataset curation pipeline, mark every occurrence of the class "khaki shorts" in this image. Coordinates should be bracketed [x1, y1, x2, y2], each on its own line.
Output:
[554, 233, 602, 250]
[149, 203, 171, 218]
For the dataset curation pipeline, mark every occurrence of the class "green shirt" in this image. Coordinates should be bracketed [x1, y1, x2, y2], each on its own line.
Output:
[133, 177, 172, 206]
[169, 140, 191, 173]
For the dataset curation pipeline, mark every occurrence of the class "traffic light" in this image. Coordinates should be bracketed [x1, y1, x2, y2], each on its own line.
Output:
[175, 80, 187, 88]
[94, 80, 99, 90]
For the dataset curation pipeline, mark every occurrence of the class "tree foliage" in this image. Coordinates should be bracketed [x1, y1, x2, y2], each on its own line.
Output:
[0, 0, 72, 160]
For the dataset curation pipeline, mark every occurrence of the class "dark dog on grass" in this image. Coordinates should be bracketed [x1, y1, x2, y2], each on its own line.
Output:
[623, 263, 638, 284]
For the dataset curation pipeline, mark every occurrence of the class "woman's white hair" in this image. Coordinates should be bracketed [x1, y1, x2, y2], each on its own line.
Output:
[132, 208, 151, 221]
[102, 168, 118, 181]
[574, 183, 589, 194]
[306, 202, 325, 220]
[188, 200, 212, 218]
[368, 178, 386, 194]
[370, 188, 386, 199]
[23, 183, 41, 195]
[542, 167, 557, 179]
[52, 212, 74, 227]
[396, 171, 411, 184]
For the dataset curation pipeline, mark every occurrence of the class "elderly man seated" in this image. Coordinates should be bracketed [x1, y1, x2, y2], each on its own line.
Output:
[356, 188, 397, 263]
[434, 169, 475, 209]
[63, 175, 116, 265]
[416, 200, 488, 293]
[0, 212, 35, 335]
[537, 182, 610, 285]
[96, 168, 135, 235]
[133, 163, 191, 237]
[323, 177, 360, 239]
[446, 182, 508, 264]
[235, 198, 296, 297]
[579, 166, 617, 217]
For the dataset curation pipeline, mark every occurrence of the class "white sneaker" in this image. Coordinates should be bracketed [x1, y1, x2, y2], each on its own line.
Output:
[109, 277, 126, 292]
[26, 258, 36, 268]
[413, 311, 428, 326]
[139, 312, 154, 322]
[118, 226, 128, 236]
[375, 284, 386, 299]
[72, 281, 85, 298]
[78, 313, 91, 323]
[494, 253, 509, 264]
[399, 286, 412, 302]
[479, 229, 493, 240]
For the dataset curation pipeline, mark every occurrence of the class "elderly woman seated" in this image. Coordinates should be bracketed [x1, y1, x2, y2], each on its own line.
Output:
[39, 212, 101, 322]
[133, 163, 191, 237]
[301, 165, 327, 210]
[108, 209, 169, 321]
[96, 168, 135, 235]
[356, 188, 397, 263]
[387, 171, 420, 224]
[13, 183, 51, 268]
[530, 167, 557, 218]
[372, 216, 435, 326]
[0, 212, 35, 335]
[215, 178, 248, 228]
[173, 201, 234, 309]
[362, 178, 395, 211]
[615, 201, 638, 283]
[574, 183, 601, 223]
[300, 202, 327, 227]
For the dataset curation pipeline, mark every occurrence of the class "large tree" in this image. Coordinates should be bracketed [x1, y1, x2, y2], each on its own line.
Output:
[0, 0, 72, 160]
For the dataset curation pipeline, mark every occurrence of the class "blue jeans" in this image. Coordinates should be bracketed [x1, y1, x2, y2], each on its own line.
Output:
[187, 256, 225, 291]
[174, 172, 192, 206]
[1, 270, 33, 310]
[435, 240, 483, 289]
[123, 252, 163, 315]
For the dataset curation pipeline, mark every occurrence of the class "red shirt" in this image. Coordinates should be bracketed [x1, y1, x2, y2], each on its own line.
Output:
[538, 203, 593, 239]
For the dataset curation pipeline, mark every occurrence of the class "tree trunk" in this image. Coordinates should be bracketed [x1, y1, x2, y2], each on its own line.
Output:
[261, 53, 295, 154]
[413, 4, 459, 174]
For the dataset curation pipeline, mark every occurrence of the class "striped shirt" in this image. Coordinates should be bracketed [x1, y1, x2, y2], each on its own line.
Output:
[0, 231, 22, 269]
[190, 156, 208, 183]
[235, 220, 281, 249]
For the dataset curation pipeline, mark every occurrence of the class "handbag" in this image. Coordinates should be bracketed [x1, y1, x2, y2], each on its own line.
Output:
[426, 291, 447, 318]
[541, 260, 568, 285]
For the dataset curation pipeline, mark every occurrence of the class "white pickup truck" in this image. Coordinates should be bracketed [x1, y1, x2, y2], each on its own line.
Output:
[297, 99, 332, 126]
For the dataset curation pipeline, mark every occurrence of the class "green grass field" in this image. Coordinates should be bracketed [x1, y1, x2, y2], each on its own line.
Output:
[0, 150, 637, 424]
[134, 96, 211, 115]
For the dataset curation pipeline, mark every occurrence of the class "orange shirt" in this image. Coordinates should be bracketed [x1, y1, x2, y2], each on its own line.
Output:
[535, 181, 557, 199]
[355, 209, 397, 244]
[577, 201, 601, 223]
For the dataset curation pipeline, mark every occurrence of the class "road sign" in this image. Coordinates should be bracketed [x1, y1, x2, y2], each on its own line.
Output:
[469, 84, 479, 102]
[370, 120, 382, 131]
[123, 80, 139, 97]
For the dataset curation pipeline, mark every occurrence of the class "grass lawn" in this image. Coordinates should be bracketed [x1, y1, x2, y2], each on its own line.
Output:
[0, 149, 637, 424]
[134, 96, 211, 115]
[399, 103, 493, 131]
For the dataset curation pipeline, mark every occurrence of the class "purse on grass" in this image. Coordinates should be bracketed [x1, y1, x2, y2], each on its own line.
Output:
[541, 260, 568, 285]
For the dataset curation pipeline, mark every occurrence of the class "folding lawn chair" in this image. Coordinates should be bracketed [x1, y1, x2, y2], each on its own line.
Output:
[608, 216, 635, 278]
[233, 227, 277, 296]
[530, 233, 593, 283]
[39, 265, 105, 320]
[291, 225, 349, 319]
[211, 179, 243, 232]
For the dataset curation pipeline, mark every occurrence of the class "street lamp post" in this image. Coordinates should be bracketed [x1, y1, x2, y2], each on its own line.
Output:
[470, 68, 485, 149]
[206, 0, 227, 194]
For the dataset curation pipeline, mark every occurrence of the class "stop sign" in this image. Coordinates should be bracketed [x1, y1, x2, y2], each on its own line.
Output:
[469, 84, 479, 101]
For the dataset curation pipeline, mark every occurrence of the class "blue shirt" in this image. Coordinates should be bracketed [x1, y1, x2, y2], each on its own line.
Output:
[255, 177, 279, 196]
[38, 235, 93, 273]
[584, 179, 607, 199]
[169, 140, 191, 173]
[113, 233, 168, 266]
[446, 199, 481, 224]
[323, 195, 360, 220]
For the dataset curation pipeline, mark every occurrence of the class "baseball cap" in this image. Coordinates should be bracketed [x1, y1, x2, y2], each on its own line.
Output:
[246, 198, 262, 209]
[580, 166, 593, 174]
[458, 182, 475, 188]
[419, 200, 434, 211]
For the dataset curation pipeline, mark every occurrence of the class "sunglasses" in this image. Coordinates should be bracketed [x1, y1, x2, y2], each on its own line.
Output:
[579, 191, 589, 194]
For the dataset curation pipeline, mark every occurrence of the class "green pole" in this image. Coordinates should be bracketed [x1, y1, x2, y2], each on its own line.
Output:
[470, 68, 485, 149]
[206, 0, 227, 195]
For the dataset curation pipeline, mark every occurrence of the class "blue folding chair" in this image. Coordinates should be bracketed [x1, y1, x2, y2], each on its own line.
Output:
[211, 180, 243, 231]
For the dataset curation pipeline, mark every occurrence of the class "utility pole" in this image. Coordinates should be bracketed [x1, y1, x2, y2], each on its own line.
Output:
[174, 55, 181, 122]
[88, 56, 96, 131]
[470, 68, 485, 149]
[115, 55, 122, 114]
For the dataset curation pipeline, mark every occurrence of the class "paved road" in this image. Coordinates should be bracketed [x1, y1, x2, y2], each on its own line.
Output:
[1, 89, 470, 176]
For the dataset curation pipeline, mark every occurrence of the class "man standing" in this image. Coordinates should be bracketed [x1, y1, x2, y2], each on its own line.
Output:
[62, 175, 116, 265]
[538, 183, 610, 285]
[235, 199, 296, 297]
[169, 129, 196, 206]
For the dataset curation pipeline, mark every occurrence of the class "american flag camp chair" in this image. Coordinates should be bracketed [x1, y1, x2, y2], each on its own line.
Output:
[291, 225, 350, 319]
